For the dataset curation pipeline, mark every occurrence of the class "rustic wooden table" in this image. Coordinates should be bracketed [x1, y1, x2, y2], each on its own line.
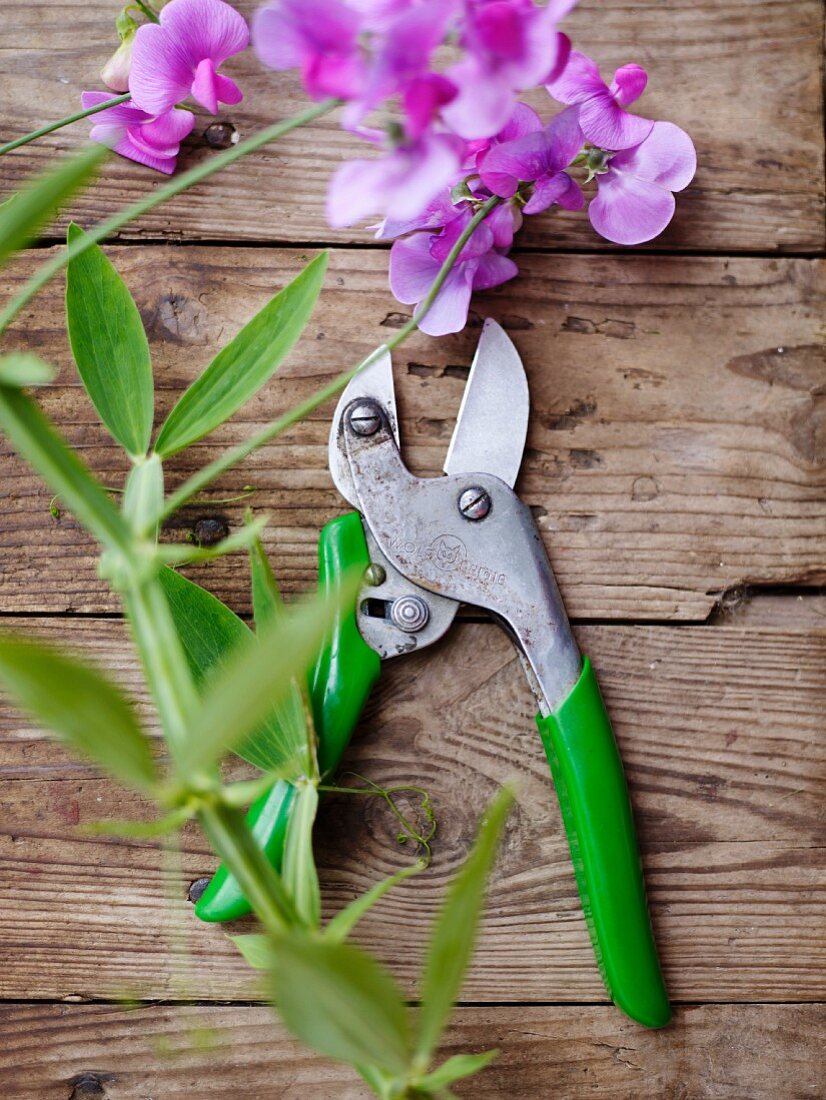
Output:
[1, 2, 824, 1096]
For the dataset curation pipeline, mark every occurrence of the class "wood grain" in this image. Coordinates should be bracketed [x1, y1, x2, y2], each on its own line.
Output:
[1, 247, 824, 620]
[1, 1002, 824, 1099]
[0, 0, 823, 253]
[1, 617, 823, 1003]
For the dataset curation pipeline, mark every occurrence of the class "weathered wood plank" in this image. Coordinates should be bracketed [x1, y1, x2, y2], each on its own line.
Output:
[0, 0, 823, 252]
[1, 247, 824, 620]
[1, 1002, 824, 1099]
[1, 618, 823, 1002]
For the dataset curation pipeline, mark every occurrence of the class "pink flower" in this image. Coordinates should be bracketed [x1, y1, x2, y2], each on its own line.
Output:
[101, 34, 135, 93]
[588, 121, 696, 245]
[253, 0, 367, 100]
[81, 91, 195, 174]
[327, 130, 463, 227]
[546, 50, 653, 151]
[442, 0, 575, 139]
[130, 0, 249, 116]
[479, 105, 583, 213]
[389, 206, 518, 335]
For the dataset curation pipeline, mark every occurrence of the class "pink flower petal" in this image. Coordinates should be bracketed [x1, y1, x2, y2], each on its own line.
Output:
[129, 23, 195, 113]
[546, 49, 605, 105]
[589, 172, 676, 245]
[159, 0, 249, 66]
[523, 170, 582, 214]
[443, 57, 515, 140]
[304, 53, 367, 100]
[545, 104, 584, 171]
[498, 101, 544, 143]
[389, 233, 441, 303]
[610, 63, 647, 107]
[578, 95, 653, 151]
[254, 0, 359, 69]
[112, 134, 178, 174]
[191, 58, 222, 113]
[144, 107, 197, 145]
[610, 120, 696, 191]
[479, 130, 550, 196]
[472, 251, 519, 292]
[417, 265, 475, 336]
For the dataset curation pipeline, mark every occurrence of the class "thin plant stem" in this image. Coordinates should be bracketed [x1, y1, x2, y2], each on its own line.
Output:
[0, 97, 340, 335]
[132, 0, 160, 19]
[0, 94, 131, 157]
[160, 195, 503, 520]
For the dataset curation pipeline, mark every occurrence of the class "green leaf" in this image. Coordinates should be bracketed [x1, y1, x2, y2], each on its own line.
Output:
[0, 635, 155, 791]
[414, 1051, 498, 1092]
[283, 783, 320, 928]
[0, 354, 55, 387]
[271, 934, 411, 1074]
[231, 933, 271, 970]
[249, 525, 282, 631]
[0, 144, 106, 268]
[154, 252, 328, 457]
[157, 567, 311, 775]
[82, 806, 193, 838]
[416, 787, 514, 1062]
[0, 385, 133, 555]
[65, 222, 154, 457]
[175, 568, 361, 777]
[325, 860, 423, 945]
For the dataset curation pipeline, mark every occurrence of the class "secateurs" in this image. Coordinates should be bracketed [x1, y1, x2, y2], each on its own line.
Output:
[195, 319, 670, 1029]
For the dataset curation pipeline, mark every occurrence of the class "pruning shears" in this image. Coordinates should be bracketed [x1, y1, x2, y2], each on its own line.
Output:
[195, 320, 670, 1029]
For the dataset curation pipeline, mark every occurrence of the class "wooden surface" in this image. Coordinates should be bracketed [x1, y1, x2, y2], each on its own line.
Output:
[1, 0, 825, 1096]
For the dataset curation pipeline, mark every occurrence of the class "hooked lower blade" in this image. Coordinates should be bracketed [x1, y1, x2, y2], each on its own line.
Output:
[328, 347, 398, 508]
[443, 318, 529, 488]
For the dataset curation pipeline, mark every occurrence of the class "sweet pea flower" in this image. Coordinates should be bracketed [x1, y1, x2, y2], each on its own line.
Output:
[389, 206, 518, 335]
[479, 105, 584, 213]
[81, 91, 195, 174]
[253, 0, 367, 101]
[588, 121, 696, 245]
[443, 0, 576, 139]
[327, 129, 463, 227]
[130, 0, 249, 115]
[100, 33, 135, 93]
[546, 50, 653, 150]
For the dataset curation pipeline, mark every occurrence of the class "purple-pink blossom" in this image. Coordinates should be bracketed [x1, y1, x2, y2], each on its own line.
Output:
[388, 203, 518, 335]
[588, 121, 696, 245]
[129, 0, 249, 116]
[546, 50, 653, 151]
[81, 92, 195, 174]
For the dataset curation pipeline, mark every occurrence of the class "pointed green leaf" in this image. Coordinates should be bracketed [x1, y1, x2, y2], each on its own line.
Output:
[174, 568, 360, 777]
[0, 144, 106, 267]
[325, 860, 423, 944]
[65, 222, 153, 457]
[283, 783, 320, 928]
[231, 933, 271, 970]
[414, 1051, 498, 1092]
[416, 787, 514, 1061]
[0, 354, 55, 387]
[0, 385, 133, 555]
[154, 252, 328, 457]
[122, 453, 163, 536]
[249, 527, 282, 631]
[157, 566, 311, 775]
[0, 635, 155, 791]
[271, 934, 411, 1074]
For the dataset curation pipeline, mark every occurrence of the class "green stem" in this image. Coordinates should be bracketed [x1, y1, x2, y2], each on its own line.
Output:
[0, 94, 131, 157]
[198, 801, 298, 935]
[132, 0, 160, 19]
[0, 97, 340, 336]
[159, 195, 503, 520]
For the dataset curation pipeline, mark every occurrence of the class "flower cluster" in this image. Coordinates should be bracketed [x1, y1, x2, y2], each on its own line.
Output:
[86, 0, 249, 174]
[252, 0, 696, 333]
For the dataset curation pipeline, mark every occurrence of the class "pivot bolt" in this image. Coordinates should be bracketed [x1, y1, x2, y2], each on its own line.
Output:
[390, 594, 430, 633]
[348, 402, 381, 436]
[458, 486, 491, 520]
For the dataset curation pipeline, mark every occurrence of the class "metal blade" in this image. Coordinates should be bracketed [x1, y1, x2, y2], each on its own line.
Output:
[443, 318, 529, 488]
[328, 347, 398, 507]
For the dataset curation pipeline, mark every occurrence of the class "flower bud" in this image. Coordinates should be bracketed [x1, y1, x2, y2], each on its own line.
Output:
[101, 32, 135, 93]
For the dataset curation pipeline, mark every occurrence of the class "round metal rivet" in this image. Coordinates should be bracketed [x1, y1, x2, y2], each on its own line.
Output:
[458, 486, 492, 520]
[348, 402, 382, 436]
[364, 563, 386, 587]
[390, 594, 430, 633]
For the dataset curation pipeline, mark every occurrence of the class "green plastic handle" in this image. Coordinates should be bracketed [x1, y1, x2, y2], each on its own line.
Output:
[195, 512, 380, 923]
[536, 657, 670, 1028]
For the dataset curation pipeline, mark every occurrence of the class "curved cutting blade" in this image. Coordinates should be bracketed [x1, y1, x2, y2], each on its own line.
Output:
[443, 318, 529, 488]
[328, 347, 397, 508]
